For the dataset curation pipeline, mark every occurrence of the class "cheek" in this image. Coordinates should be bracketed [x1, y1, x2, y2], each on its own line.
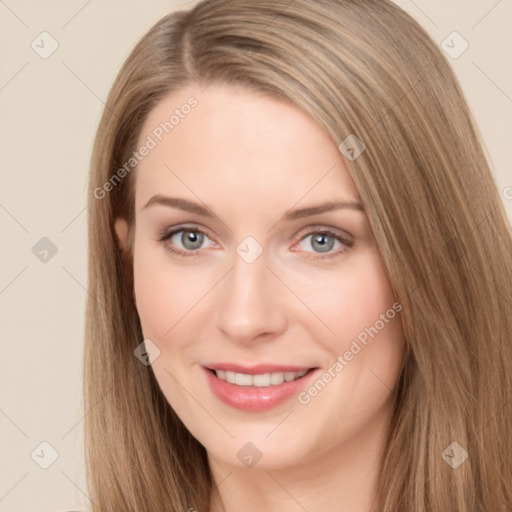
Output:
[290, 251, 400, 345]
[327, 254, 404, 395]
[293, 254, 404, 431]
[132, 244, 208, 341]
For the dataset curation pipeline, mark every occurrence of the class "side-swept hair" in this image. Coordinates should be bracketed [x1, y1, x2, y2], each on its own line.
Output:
[85, 1, 512, 510]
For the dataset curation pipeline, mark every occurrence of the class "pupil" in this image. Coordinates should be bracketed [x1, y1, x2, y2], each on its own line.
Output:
[312, 234, 333, 253]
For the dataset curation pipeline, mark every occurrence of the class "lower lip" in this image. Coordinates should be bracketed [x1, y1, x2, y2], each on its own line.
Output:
[202, 367, 318, 412]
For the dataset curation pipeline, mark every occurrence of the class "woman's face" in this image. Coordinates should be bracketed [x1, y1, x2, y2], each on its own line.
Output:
[115, 83, 405, 470]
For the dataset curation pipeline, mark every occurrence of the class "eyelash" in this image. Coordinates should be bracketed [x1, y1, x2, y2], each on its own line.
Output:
[156, 225, 354, 260]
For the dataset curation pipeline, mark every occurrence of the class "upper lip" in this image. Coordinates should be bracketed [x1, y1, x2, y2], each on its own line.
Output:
[204, 363, 317, 374]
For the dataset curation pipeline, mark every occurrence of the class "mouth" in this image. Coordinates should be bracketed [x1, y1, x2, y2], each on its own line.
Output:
[202, 365, 320, 412]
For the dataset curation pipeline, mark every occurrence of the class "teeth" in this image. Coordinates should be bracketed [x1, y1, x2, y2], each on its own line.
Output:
[214, 369, 308, 387]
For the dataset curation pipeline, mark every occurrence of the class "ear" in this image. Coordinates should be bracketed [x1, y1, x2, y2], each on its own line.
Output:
[114, 217, 130, 254]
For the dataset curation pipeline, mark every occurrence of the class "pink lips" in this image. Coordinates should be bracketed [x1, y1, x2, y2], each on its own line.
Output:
[202, 364, 318, 412]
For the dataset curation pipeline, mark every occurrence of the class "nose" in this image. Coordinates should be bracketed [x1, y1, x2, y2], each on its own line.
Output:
[215, 247, 288, 344]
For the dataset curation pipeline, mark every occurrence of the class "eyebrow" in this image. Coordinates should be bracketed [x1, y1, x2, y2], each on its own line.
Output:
[142, 195, 364, 220]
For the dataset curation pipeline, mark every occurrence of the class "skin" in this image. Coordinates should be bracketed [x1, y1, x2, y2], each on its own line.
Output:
[115, 83, 406, 512]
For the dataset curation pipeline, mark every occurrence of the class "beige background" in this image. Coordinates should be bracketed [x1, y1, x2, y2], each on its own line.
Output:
[0, 1, 511, 510]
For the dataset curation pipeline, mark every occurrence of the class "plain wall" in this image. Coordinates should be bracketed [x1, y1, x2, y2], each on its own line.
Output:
[0, 1, 510, 510]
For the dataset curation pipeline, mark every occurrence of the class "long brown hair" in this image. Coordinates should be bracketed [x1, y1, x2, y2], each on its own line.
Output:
[85, 1, 512, 510]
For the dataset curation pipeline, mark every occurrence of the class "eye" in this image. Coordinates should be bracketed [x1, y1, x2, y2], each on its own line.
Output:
[156, 225, 353, 260]
[294, 227, 353, 260]
[172, 229, 206, 250]
[157, 226, 215, 257]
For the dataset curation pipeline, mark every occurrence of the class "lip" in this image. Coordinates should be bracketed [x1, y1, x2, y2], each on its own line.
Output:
[202, 365, 320, 412]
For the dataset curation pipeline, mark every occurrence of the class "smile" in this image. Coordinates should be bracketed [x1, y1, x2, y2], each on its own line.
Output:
[202, 365, 319, 412]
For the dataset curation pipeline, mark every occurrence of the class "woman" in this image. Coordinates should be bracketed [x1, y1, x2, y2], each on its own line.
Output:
[84, 0, 512, 510]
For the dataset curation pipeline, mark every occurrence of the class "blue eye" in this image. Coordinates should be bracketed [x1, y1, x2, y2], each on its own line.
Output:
[157, 225, 353, 260]
[302, 232, 337, 253]
[296, 228, 353, 259]
[172, 229, 206, 251]
[158, 227, 213, 257]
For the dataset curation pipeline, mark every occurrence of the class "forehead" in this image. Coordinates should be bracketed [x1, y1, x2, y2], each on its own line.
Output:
[134, 84, 361, 212]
